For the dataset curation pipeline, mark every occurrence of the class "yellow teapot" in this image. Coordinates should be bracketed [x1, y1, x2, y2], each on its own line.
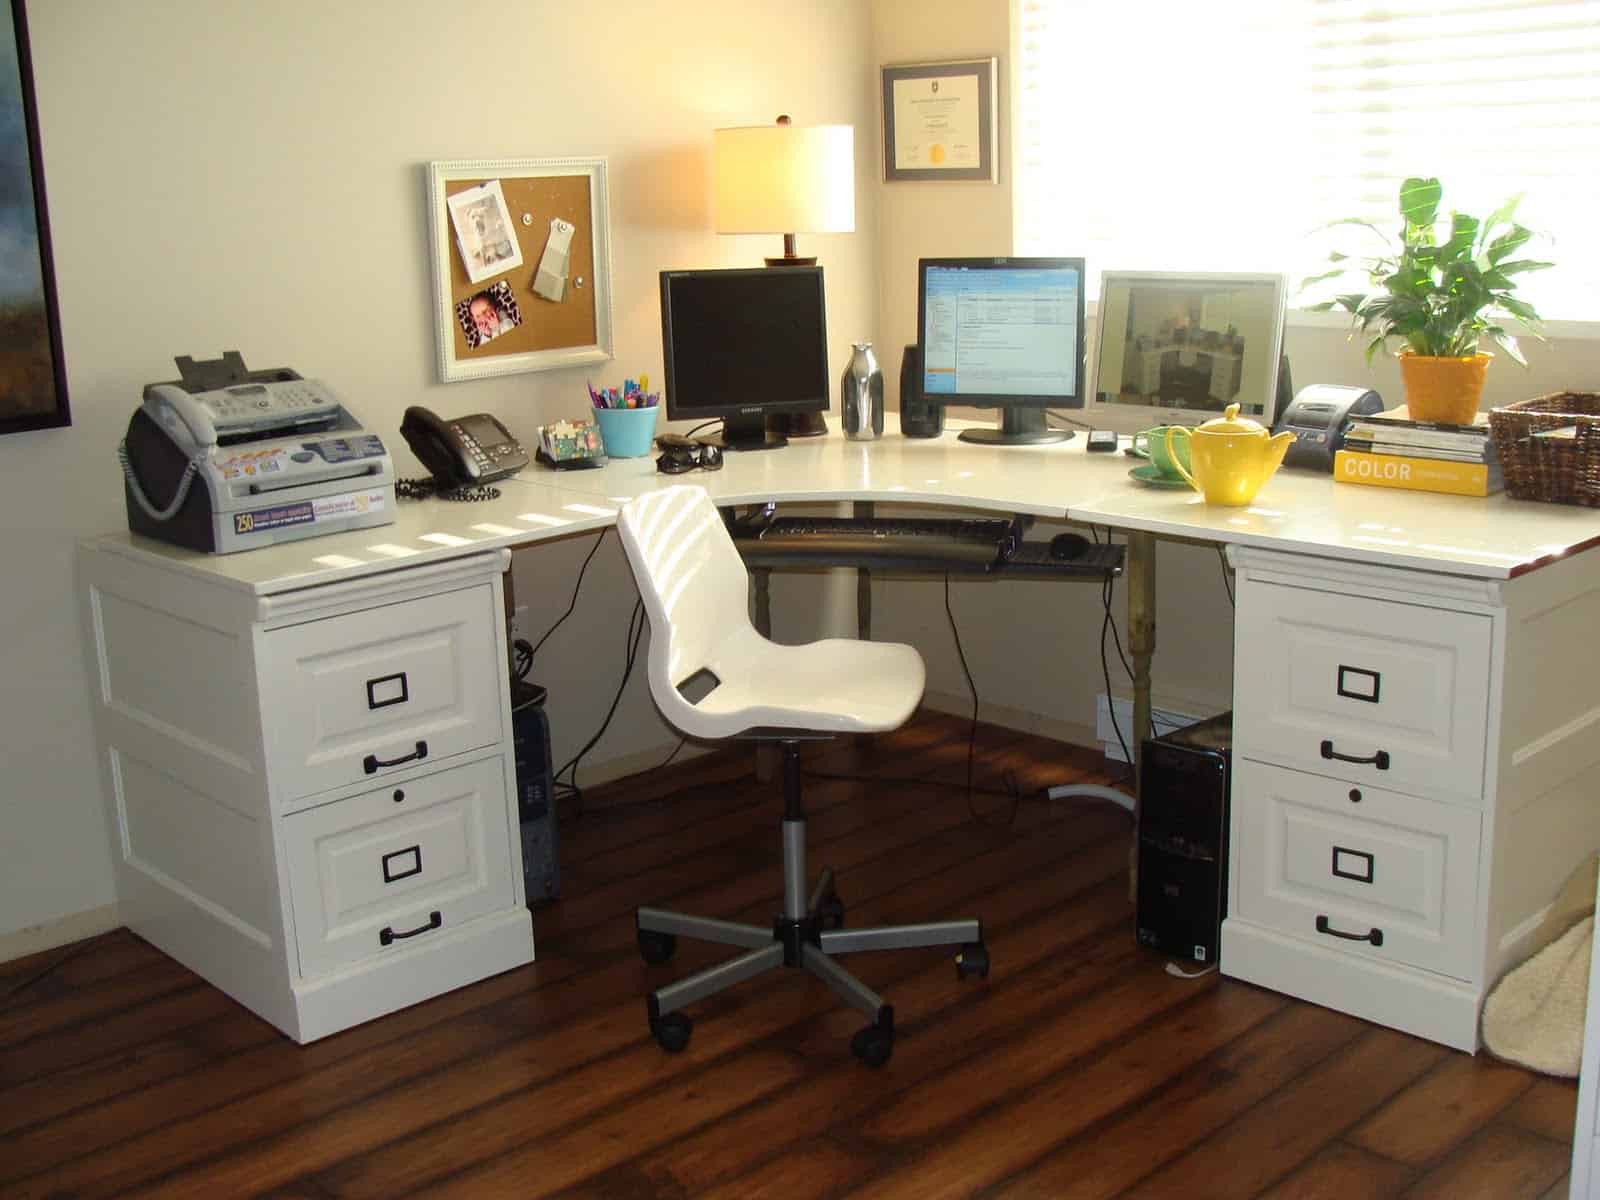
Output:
[1165, 404, 1295, 506]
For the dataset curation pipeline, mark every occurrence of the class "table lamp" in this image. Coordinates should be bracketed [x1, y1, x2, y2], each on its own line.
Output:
[714, 115, 855, 267]
[714, 115, 854, 435]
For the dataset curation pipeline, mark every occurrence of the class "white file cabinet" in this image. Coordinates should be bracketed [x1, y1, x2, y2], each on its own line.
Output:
[1220, 546, 1600, 1052]
[79, 541, 533, 1042]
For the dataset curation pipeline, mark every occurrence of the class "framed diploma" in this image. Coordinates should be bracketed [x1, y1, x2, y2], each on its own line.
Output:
[880, 57, 998, 183]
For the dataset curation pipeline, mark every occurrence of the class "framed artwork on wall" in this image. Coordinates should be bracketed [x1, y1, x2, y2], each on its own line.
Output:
[0, 0, 68, 435]
[426, 157, 614, 383]
[880, 57, 998, 184]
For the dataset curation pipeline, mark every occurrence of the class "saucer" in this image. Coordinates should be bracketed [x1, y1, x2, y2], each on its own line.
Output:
[1128, 464, 1190, 489]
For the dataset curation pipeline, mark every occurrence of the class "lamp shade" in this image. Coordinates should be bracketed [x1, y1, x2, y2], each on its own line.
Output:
[714, 123, 855, 235]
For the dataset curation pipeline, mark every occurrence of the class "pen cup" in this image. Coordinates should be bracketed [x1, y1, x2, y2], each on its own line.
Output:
[594, 405, 659, 458]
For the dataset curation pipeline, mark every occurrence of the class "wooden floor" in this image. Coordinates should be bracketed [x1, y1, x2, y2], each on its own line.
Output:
[0, 713, 1579, 1198]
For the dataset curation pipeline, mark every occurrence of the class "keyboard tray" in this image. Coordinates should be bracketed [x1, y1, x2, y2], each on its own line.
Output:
[998, 540, 1124, 579]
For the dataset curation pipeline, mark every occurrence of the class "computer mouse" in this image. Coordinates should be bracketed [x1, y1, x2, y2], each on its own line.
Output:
[1050, 532, 1091, 561]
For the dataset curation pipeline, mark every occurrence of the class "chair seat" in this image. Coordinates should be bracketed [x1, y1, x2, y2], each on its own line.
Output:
[674, 629, 925, 740]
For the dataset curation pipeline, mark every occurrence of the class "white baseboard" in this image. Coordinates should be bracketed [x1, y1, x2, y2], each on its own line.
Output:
[0, 904, 122, 965]
[1095, 694, 1212, 762]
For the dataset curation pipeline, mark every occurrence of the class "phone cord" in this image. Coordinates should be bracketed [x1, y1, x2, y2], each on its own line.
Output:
[118, 440, 202, 521]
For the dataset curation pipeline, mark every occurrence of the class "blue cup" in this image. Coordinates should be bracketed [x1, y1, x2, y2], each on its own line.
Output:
[594, 406, 659, 458]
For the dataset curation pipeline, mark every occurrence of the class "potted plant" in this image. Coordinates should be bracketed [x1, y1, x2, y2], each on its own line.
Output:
[1305, 177, 1553, 424]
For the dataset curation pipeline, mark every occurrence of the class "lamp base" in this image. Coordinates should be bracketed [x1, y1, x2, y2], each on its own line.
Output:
[768, 411, 829, 438]
[764, 254, 818, 267]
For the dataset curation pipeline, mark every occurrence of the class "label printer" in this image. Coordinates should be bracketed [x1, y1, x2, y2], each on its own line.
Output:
[120, 352, 396, 554]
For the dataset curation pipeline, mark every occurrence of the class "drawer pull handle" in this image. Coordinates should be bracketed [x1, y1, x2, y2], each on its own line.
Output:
[1320, 740, 1389, 770]
[380, 911, 442, 946]
[1316, 915, 1383, 946]
[363, 741, 428, 774]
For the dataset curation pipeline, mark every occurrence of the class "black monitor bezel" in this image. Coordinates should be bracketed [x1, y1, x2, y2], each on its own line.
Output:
[914, 256, 1088, 412]
[659, 266, 832, 431]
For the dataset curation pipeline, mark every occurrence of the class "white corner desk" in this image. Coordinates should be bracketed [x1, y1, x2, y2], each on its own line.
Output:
[80, 425, 1600, 1054]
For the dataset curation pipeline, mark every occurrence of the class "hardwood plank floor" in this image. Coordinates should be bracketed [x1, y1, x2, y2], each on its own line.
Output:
[0, 713, 1578, 1198]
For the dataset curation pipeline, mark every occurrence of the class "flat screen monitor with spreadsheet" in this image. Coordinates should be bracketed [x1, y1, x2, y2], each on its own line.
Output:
[916, 257, 1086, 445]
[1090, 271, 1290, 428]
[659, 266, 830, 451]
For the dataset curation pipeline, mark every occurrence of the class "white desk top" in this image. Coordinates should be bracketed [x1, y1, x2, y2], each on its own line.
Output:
[86, 425, 1600, 594]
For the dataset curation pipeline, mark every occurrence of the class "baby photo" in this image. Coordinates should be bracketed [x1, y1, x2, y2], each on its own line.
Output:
[456, 280, 522, 349]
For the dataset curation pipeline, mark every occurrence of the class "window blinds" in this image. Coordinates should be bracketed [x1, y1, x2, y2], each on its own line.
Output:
[1013, 0, 1600, 319]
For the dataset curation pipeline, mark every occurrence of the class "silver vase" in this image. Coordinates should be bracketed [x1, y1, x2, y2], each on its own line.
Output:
[841, 342, 884, 441]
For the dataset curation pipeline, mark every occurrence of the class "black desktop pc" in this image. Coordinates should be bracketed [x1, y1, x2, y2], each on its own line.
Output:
[1135, 711, 1232, 966]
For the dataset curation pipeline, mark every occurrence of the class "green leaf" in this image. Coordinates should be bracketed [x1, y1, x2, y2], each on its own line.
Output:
[1490, 329, 1528, 366]
[1497, 294, 1543, 325]
[1495, 258, 1555, 277]
[1399, 177, 1443, 227]
[1485, 224, 1532, 264]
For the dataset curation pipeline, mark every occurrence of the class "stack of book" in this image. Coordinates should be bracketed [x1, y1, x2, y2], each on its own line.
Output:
[1334, 406, 1502, 496]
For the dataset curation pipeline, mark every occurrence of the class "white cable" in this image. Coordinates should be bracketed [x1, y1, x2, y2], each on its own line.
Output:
[1044, 783, 1135, 814]
[1165, 961, 1218, 980]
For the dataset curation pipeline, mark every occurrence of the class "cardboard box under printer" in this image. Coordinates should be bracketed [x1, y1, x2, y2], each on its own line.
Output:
[119, 352, 396, 554]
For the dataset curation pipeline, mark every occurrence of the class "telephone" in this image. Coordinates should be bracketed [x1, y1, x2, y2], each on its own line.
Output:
[400, 406, 529, 487]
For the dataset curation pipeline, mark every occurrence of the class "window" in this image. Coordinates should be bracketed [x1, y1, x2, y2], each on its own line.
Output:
[1013, 0, 1600, 321]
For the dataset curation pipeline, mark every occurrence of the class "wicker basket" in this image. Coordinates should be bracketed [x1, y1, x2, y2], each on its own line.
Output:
[1488, 392, 1600, 506]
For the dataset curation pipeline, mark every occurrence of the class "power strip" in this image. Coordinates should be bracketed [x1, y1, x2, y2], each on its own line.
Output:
[1095, 694, 1204, 762]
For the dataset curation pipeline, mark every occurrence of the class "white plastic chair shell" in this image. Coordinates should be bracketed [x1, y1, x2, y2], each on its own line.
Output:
[617, 485, 926, 741]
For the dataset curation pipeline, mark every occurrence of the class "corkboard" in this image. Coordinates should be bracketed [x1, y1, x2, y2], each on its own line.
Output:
[427, 158, 614, 382]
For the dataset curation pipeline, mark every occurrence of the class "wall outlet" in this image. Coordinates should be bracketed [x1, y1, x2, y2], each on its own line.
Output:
[511, 605, 530, 644]
[1095, 693, 1205, 762]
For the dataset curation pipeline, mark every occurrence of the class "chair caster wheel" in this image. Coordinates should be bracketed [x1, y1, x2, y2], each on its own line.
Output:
[956, 941, 990, 980]
[638, 928, 677, 965]
[851, 1021, 894, 1068]
[817, 893, 846, 930]
[650, 1010, 692, 1053]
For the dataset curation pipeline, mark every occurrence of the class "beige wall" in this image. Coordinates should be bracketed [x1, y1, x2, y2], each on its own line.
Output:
[0, 0, 879, 952]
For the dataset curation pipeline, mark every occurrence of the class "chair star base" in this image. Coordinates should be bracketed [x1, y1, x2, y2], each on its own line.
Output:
[636, 746, 989, 1067]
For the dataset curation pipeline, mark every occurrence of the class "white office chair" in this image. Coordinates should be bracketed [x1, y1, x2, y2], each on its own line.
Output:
[617, 484, 989, 1066]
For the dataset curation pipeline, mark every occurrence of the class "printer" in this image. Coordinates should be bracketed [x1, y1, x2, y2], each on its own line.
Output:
[120, 352, 396, 554]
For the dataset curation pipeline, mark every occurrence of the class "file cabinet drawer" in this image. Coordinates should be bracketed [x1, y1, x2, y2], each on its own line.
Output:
[262, 584, 504, 803]
[1232, 759, 1481, 980]
[285, 754, 515, 978]
[1234, 581, 1491, 804]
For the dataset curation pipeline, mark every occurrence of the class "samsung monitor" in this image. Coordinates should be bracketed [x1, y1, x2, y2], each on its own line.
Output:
[659, 266, 830, 451]
[1090, 271, 1290, 428]
[916, 256, 1086, 445]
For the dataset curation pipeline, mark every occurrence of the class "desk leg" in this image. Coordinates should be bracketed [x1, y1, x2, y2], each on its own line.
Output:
[752, 565, 778, 783]
[854, 501, 874, 753]
[853, 501, 873, 642]
[1125, 530, 1156, 899]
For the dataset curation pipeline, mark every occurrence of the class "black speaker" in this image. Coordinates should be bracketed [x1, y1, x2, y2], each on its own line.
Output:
[1136, 712, 1232, 966]
[512, 686, 560, 906]
[898, 344, 944, 438]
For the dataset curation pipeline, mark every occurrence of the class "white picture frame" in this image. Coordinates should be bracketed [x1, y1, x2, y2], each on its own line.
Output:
[426, 157, 614, 383]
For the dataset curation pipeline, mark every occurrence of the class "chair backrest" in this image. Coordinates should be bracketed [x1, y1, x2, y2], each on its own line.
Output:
[616, 485, 754, 728]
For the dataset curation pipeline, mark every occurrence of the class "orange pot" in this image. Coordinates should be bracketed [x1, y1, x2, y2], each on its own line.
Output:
[1398, 352, 1492, 424]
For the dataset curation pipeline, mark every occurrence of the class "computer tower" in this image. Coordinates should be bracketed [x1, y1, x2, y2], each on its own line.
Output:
[1135, 711, 1231, 966]
[512, 686, 560, 906]
[898, 344, 944, 438]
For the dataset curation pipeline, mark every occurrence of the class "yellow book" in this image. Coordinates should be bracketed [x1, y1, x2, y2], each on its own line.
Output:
[1333, 448, 1502, 497]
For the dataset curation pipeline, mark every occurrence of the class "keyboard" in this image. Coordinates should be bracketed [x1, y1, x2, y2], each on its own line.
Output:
[733, 515, 1018, 571]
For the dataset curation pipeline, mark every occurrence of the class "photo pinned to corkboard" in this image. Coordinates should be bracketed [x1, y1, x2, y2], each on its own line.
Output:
[427, 157, 613, 382]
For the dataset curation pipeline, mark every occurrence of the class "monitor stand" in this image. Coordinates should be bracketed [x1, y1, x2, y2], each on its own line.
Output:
[957, 407, 1073, 446]
[701, 410, 787, 452]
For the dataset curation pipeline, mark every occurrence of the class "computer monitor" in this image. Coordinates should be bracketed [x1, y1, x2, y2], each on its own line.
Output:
[1090, 271, 1290, 428]
[916, 257, 1086, 446]
[659, 266, 830, 451]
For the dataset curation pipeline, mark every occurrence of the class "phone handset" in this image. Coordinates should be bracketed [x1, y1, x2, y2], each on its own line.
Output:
[143, 383, 219, 449]
[401, 405, 478, 487]
[120, 384, 211, 522]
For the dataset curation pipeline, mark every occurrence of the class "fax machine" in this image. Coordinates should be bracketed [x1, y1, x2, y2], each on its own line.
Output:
[120, 352, 396, 554]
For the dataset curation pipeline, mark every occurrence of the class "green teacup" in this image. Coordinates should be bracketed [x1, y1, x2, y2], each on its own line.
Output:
[1130, 426, 1192, 478]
